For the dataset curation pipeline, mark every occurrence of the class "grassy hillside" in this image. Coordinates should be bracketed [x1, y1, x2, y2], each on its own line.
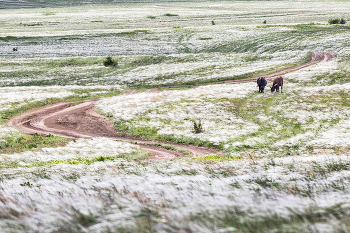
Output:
[1, 0, 203, 9]
[0, 0, 129, 9]
[2, 0, 348, 9]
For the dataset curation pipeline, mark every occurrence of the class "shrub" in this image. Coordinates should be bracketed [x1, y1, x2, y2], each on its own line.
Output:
[12, 47, 18, 52]
[164, 13, 179, 17]
[340, 18, 347, 24]
[185, 118, 204, 134]
[102, 56, 118, 67]
[263, 20, 267, 24]
[329, 18, 346, 24]
[329, 18, 340, 24]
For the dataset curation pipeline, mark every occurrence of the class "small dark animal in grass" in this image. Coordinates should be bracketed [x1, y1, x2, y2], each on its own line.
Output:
[271, 76, 284, 93]
[257, 77, 267, 93]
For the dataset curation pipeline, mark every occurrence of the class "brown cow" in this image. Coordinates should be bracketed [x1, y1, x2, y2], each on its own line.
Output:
[271, 76, 283, 93]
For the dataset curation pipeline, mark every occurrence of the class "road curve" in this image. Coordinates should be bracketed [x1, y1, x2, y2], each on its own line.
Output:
[6, 52, 337, 159]
[6, 100, 219, 159]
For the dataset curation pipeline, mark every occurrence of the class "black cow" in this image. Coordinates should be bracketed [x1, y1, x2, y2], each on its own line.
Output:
[271, 76, 284, 93]
[257, 77, 267, 93]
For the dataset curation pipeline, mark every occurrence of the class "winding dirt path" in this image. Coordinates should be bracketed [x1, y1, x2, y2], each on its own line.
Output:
[158, 52, 337, 89]
[6, 52, 337, 159]
[231, 51, 337, 83]
[6, 99, 218, 159]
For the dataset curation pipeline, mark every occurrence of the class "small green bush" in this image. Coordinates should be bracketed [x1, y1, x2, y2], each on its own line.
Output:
[329, 18, 339, 24]
[329, 18, 346, 24]
[102, 56, 118, 67]
[164, 13, 179, 17]
[185, 118, 204, 134]
[340, 18, 347, 24]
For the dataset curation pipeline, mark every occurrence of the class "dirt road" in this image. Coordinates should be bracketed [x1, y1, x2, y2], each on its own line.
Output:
[6, 99, 219, 159]
[6, 52, 336, 159]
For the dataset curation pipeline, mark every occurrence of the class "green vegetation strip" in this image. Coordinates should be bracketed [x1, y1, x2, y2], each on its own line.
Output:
[0, 151, 151, 169]
[130, 141, 192, 156]
[0, 134, 69, 154]
[114, 120, 224, 150]
[195, 154, 242, 161]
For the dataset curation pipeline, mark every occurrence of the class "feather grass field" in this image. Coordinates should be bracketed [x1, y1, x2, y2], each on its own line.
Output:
[1, 1, 350, 232]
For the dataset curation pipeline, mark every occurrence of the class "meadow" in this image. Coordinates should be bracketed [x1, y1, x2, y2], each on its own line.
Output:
[0, 1, 350, 232]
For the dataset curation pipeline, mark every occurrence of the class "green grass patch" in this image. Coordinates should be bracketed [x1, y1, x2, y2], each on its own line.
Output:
[0, 133, 70, 155]
[0, 151, 151, 169]
[195, 154, 242, 161]
[314, 71, 350, 85]
[131, 141, 192, 156]
[67, 101, 85, 107]
[114, 120, 223, 149]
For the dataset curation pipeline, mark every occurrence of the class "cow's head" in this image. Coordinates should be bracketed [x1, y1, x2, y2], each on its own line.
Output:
[271, 84, 277, 92]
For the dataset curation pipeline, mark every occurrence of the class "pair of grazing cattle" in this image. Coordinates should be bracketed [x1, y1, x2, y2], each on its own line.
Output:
[257, 76, 283, 93]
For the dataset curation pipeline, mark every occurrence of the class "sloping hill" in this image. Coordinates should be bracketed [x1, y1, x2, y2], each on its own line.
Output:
[0, 0, 106, 8]
[0, 0, 191, 9]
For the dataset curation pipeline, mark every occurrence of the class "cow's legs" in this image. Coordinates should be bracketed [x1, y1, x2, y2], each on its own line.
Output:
[259, 86, 264, 93]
